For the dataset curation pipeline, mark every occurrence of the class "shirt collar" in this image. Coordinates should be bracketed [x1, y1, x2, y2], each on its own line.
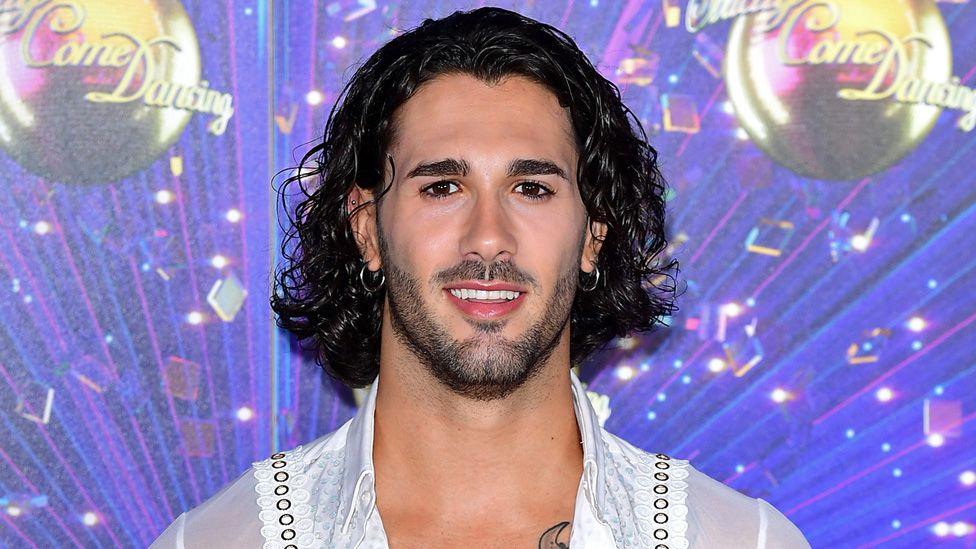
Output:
[339, 367, 609, 531]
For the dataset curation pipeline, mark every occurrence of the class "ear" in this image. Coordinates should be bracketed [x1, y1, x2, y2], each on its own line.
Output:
[347, 185, 382, 271]
[581, 218, 607, 273]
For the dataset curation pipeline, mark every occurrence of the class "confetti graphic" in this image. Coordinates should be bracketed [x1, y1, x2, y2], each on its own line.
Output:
[0, 1, 974, 547]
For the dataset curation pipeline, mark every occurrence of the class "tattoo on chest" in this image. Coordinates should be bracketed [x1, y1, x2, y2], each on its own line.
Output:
[538, 521, 571, 549]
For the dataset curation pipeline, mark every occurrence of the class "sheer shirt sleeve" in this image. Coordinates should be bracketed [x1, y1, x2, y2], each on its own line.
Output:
[684, 465, 811, 548]
[757, 497, 811, 549]
[150, 468, 264, 549]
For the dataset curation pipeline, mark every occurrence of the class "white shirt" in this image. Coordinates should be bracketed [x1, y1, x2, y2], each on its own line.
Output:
[152, 369, 811, 548]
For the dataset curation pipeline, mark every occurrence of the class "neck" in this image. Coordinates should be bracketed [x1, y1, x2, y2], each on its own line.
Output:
[371, 312, 584, 527]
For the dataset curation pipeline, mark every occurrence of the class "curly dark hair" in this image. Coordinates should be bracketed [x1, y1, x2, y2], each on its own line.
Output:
[272, 6, 679, 389]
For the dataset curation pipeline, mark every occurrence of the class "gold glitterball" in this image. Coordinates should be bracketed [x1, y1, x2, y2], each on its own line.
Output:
[725, 0, 951, 181]
[0, 0, 200, 184]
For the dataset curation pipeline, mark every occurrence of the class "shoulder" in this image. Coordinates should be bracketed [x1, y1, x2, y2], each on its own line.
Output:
[253, 424, 355, 545]
[149, 465, 263, 548]
[602, 432, 810, 548]
[150, 426, 351, 549]
[756, 497, 811, 549]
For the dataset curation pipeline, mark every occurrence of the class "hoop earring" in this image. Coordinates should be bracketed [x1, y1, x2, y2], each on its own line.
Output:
[580, 265, 600, 292]
[359, 263, 385, 293]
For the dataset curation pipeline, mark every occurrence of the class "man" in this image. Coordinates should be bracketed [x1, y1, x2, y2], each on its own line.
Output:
[153, 7, 810, 548]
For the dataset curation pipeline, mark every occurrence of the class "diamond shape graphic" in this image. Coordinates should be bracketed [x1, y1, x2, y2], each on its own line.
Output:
[207, 271, 247, 322]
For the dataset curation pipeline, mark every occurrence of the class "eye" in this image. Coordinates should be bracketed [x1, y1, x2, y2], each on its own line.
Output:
[423, 179, 555, 200]
[422, 180, 460, 198]
[514, 181, 553, 200]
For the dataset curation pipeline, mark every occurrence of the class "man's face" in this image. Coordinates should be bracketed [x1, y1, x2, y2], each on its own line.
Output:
[358, 73, 601, 401]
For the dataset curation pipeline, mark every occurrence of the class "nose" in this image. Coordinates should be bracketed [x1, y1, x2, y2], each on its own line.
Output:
[457, 190, 518, 267]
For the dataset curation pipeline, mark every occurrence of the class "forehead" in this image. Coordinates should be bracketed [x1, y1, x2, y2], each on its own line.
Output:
[388, 73, 578, 169]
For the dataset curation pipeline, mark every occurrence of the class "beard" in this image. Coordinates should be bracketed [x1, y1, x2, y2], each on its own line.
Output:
[379, 232, 579, 402]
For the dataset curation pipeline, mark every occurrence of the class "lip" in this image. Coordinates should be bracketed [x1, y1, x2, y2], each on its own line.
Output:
[443, 280, 528, 292]
[443, 285, 527, 320]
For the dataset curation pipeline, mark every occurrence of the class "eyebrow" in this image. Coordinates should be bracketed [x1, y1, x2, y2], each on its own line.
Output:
[405, 157, 569, 181]
[508, 158, 569, 181]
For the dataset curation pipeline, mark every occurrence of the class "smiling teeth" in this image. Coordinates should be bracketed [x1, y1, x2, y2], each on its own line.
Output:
[449, 289, 521, 301]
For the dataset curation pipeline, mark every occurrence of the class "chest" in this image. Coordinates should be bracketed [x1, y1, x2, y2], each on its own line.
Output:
[383, 530, 557, 549]
[373, 509, 574, 549]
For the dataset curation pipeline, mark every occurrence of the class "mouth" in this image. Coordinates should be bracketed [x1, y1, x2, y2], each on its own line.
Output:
[443, 282, 527, 320]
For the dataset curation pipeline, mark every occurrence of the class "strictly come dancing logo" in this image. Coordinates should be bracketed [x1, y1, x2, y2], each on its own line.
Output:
[0, 0, 236, 183]
[684, 0, 966, 180]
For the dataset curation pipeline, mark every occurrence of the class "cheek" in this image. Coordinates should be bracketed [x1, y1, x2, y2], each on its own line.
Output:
[517, 221, 583, 271]
[511, 206, 587, 277]
[527, 210, 586, 256]
[382, 202, 461, 274]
